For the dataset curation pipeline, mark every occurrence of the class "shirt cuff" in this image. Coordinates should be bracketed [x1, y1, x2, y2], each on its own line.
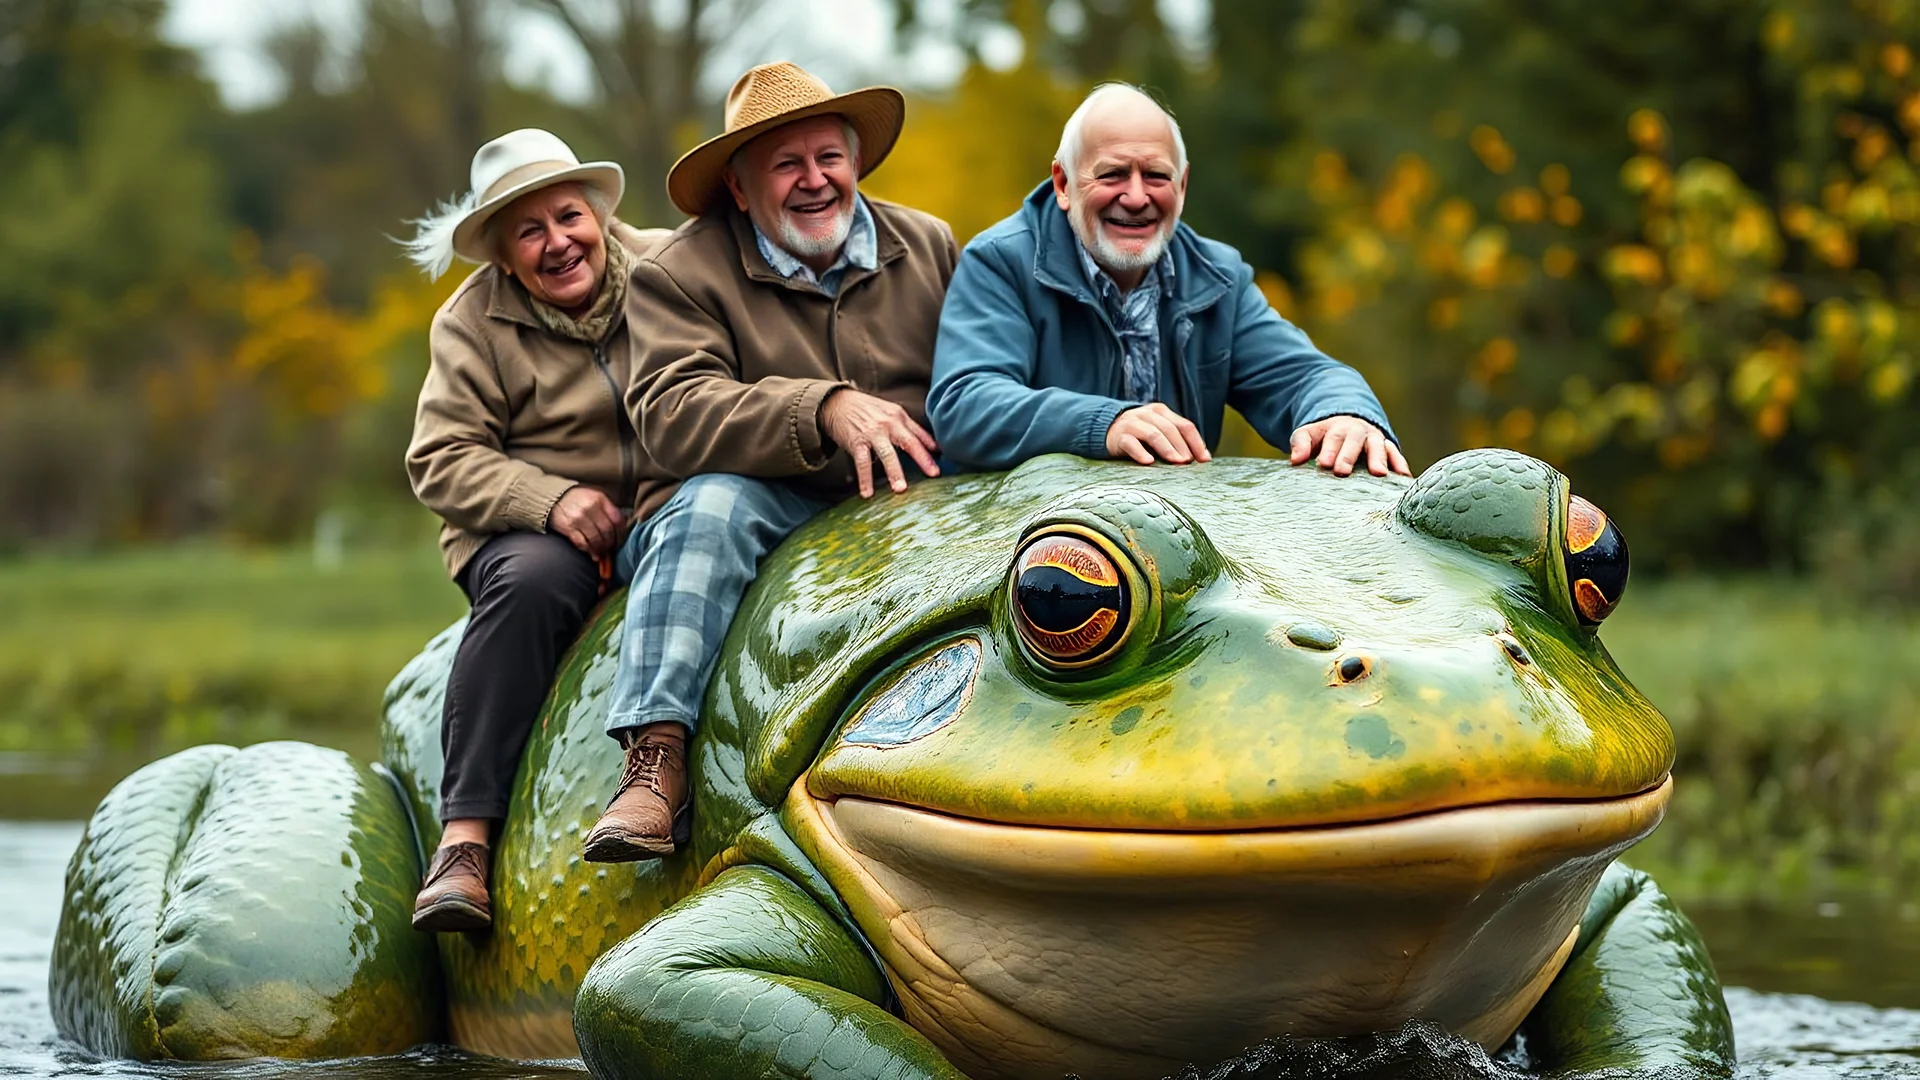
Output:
[1075, 399, 1131, 458]
[794, 379, 853, 471]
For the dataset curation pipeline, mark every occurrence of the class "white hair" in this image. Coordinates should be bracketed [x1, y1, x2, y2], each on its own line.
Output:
[726, 118, 862, 180]
[398, 180, 614, 280]
[1054, 83, 1188, 177]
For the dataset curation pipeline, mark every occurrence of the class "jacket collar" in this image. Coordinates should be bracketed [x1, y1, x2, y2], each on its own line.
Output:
[484, 266, 541, 329]
[1022, 178, 1232, 317]
[726, 195, 906, 294]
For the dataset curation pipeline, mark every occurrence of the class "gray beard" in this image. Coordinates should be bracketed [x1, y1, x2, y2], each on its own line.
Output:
[775, 197, 856, 262]
[1071, 202, 1176, 276]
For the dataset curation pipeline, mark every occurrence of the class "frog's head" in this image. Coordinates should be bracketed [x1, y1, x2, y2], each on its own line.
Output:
[770, 451, 1671, 1077]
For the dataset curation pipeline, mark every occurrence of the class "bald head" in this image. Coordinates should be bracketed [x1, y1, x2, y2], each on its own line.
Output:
[1054, 84, 1188, 178]
[1051, 84, 1190, 290]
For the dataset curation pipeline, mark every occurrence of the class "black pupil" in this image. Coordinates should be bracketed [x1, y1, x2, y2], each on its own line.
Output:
[1566, 518, 1630, 615]
[1017, 566, 1122, 634]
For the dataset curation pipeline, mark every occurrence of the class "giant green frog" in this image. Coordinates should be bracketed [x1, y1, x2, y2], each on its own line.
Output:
[49, 450, 1735, 1078]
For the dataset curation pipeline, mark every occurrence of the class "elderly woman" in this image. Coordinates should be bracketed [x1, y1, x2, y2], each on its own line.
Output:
[400, 129, 666, 932]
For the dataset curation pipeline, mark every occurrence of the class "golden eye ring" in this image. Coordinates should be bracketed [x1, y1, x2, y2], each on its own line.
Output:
[1565, 495, 1629, 625]
[1010, 530, 1133, 670]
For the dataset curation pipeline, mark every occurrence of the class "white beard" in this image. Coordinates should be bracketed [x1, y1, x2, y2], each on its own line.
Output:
[775, 196, 856, 261]
[1071, 200, 1177, 276]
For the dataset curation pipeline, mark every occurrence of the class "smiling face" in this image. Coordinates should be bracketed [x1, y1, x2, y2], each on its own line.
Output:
[724, 115, 860, 275]
[1053, 94, 1188, 288]
[495, 183, 606, 317]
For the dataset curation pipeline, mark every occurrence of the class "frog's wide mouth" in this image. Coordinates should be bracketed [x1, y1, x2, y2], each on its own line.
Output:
[782, 776, 1671, 1076]
[790, 775, 1671, 889]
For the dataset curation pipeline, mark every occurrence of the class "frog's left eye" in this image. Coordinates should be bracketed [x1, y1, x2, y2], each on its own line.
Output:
[1564, 495, 1628, 625]
[1011, 532, 1132, 669]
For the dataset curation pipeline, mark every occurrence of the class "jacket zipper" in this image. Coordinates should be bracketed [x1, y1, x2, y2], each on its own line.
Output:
[592, 342, 635, 510]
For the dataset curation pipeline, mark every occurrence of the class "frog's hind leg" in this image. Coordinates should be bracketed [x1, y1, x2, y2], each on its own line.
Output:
[50, 742, 442, 1059]
[574, 865, 965, 1080]
[1519, 861, 1735, 1077]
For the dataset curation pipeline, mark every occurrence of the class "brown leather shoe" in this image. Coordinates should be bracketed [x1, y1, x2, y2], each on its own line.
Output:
[412, 841, 492, 932]
[582, 725, 691, 862]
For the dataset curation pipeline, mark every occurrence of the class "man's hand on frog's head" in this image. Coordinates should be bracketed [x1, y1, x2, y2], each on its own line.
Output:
[1289, 416, 1409, 478]
[1106, 403, 1213, 465]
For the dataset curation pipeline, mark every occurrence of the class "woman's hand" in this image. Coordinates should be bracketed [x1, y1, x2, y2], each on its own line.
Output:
[549, 486, 625, 555]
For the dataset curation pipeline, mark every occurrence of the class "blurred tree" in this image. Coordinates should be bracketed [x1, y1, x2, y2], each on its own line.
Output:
[0, 0, 230, 382]
[1256, 0, 1920, 572]
[0, 0, 237, 540]
[890, 0, 1174, 79]
[864, 42, 1084, 243]
[518, 0, 771, 225]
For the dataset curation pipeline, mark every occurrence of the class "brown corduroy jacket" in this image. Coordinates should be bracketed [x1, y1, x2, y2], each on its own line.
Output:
[407, 222, 672, 579]
[624, 197, 959, 516]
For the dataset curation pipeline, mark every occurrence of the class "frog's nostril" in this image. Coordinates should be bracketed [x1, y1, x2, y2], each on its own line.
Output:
[1284, 622, 1341, 650]
[1335, 655, 1372, 683]
[1495, 632, 1532, 666]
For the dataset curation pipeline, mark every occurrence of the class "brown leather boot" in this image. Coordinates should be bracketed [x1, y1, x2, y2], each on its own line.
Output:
[411, 841, 491, 932]
[582, 724, 691, 862]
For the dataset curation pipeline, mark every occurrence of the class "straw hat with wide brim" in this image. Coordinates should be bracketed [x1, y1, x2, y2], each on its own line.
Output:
[666, 62, 905, 217]
[449, 129, 625, 263]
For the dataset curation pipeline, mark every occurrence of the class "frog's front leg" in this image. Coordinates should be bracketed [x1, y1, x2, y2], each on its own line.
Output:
[573, 865, 965, 1080]
[1520, 862, 1736, 1076]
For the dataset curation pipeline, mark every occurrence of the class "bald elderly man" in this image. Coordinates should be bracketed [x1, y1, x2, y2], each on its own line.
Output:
[928, 83, 1405, 477]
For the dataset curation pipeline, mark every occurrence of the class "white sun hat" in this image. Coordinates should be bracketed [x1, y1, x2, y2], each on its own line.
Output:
[402, 128, 624, 278]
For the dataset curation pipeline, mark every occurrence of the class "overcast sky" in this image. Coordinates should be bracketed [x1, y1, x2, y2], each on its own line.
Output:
[157, 0, 982, 110]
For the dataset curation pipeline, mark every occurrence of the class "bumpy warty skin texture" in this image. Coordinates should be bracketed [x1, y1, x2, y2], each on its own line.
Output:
[49, 742, 441, 1059]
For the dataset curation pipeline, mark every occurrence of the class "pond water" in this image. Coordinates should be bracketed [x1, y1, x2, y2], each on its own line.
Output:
[4, 819, 1919, 1080]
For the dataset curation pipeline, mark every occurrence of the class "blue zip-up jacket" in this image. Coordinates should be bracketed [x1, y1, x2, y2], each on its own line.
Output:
[928, 181, 1394, 470]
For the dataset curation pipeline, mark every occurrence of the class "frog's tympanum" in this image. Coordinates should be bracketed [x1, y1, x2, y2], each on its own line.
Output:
[50, 451, 1736, 1079]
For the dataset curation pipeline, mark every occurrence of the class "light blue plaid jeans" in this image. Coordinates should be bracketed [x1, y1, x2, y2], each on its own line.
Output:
[607, 474, 828, 735]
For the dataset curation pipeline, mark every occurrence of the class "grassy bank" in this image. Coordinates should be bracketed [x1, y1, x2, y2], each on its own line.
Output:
[2, 544, 1915, 899]
[1605, 581, 1920, 902]
[0, 543, 465, 762]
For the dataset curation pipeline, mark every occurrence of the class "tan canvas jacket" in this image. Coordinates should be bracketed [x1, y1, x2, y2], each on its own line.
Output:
[623, 197, 959, 519]
[407, 222, 672, 579]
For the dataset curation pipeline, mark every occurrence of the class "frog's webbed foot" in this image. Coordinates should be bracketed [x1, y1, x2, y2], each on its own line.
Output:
[574, 865, 965, 1080]
[1520, 862, 1735, 1077]
[50, 742, 441, 1059]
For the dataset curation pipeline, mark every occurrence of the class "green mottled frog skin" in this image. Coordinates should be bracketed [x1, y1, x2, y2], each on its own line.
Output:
[50, 451, 1735, 1078]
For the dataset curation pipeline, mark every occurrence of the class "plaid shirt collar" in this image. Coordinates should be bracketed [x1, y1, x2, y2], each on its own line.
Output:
[1076, 242, 1175, 312]
[751, 194, 877, 296]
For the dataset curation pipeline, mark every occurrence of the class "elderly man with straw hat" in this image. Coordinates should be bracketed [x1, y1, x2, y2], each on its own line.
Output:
[399, 129, 669, 931]
[578, 62, 957, 862]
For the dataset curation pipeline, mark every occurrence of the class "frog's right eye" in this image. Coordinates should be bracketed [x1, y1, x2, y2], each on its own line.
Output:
[1010, 532, 1132, 669]
[1564, 495, 1628, 624]
[1397, 448, 1630, 632]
